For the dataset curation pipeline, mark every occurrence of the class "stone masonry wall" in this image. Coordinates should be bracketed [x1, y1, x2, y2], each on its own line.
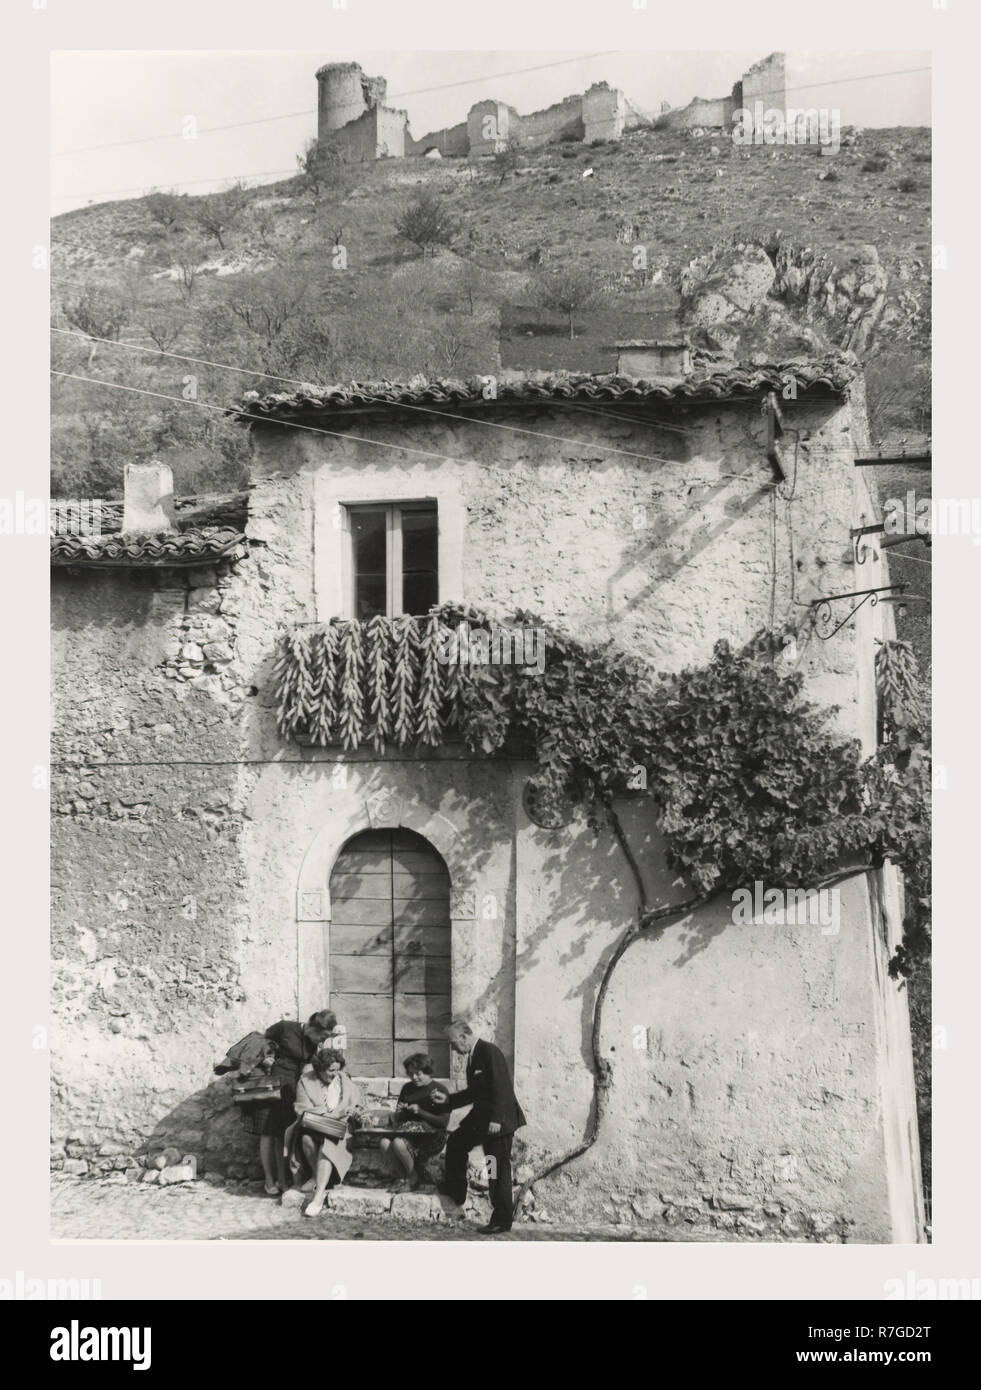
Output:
[50, 394, 922, 1235]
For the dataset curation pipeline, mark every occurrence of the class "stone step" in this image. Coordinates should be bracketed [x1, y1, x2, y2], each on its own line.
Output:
[284, 1183, 494, 1223]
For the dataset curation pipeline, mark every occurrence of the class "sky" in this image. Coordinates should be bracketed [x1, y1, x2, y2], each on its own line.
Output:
[51, 50, 931, 213]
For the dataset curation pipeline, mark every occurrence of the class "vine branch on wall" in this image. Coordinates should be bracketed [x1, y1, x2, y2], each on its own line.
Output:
[273, 604, 930, 1205]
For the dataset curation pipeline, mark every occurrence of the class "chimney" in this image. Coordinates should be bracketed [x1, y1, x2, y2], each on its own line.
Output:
[122, 460, 176, 535]
[616, 340, 692, 381]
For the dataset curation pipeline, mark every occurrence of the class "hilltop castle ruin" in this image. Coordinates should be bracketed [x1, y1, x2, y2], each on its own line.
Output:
[315, 53, 789, 161]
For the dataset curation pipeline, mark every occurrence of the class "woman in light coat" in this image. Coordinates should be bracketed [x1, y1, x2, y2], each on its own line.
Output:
[284, 1049, 362, 1217]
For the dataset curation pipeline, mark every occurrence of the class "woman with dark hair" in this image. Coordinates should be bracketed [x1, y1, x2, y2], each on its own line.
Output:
[285, 1049, 363, 1217]
[381, 1053, 450, 1192]
[241, 1010, 340, 1195]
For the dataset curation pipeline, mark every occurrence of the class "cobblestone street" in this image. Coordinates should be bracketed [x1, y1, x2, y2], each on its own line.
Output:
[51, 1175, 667, 1242]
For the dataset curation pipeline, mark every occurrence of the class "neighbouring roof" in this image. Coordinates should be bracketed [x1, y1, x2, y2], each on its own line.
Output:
[87, 491, 251, 535]
[50, 525, 247, 569]
[237, 357, 856, 424]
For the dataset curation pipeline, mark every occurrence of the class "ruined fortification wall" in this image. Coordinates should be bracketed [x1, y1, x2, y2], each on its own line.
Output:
[328, 105, 407, 161]
[315, 53, 790, 162]
[515, 92, 584, 145]
[407, 121, 469, 158]
[582, 83, 626, 143]
[661, 92, 739, 131]
[742, 51, 787, 110]
[467, 100, 519, 155]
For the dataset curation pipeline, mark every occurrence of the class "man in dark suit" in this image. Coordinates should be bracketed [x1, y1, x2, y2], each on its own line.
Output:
[439, 1019, 526, 1234]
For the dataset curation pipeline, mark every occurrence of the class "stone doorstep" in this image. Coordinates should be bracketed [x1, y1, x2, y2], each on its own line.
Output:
[304, 1185, 492, 1223]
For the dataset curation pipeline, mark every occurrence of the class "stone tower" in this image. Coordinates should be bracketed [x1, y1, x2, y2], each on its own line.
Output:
[741, 52, 787, 113]
[316, 61, 388, 141]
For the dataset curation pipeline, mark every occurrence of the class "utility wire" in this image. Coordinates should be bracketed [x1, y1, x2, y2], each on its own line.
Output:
[53, 369, 715, 472]
[50, 61, 931, 203]
[50, 329, 699, 465]
[51, 371, 488, 465]
[52, 52, 618, 157]
[50, 325, 862, 454]
[52, 59, 929, 160]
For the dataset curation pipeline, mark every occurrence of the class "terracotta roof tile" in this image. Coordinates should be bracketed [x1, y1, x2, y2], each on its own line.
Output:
[50, 526, 247, 568]
[237, 358, 855, 422]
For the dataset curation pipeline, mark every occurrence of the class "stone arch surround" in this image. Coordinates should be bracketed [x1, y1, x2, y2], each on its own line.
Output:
[295, 788, 485, 1066]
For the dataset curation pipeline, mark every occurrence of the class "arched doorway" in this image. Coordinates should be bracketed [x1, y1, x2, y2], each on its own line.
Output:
[329, 828, 451, 1076]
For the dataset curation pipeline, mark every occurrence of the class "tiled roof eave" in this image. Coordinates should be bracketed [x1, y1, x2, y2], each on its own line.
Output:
[50, 528, 247, 569]
[237, 361, 855, 423]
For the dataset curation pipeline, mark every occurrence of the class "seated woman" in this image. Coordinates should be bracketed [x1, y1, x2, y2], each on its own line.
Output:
[241, 1010, 338, 1196]
[284, 1049, 363, 1217]
[381, 1053, 450, 1192]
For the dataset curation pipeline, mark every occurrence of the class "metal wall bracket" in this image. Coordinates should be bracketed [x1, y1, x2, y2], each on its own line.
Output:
[810, 584, 907, 640]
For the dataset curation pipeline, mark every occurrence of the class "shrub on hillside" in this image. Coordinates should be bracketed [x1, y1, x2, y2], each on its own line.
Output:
[296, 137, 348, 198]
[394, 187, 460, 256]
[861, 156, 888, 173]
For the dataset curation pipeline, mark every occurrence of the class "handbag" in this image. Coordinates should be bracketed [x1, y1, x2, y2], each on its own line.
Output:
[301, 1111, 348, 1141]
[232, 1075, 282, 1106]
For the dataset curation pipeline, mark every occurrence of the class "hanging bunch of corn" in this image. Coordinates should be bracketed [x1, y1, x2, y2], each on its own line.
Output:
[309, 624, 339, 746]
[415, 613, 445, 746]
[441, 626, 468, 736]
[273, 627, 314, 737]
[390, 615, 420, 747]
[336, 620, 365, 748]
[275, 612, 469, 749]
[365, 614, 393, 751]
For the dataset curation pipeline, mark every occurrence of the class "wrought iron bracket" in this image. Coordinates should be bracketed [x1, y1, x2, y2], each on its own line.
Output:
[850, 520, 885, 566]
[810, 584, 907, 640]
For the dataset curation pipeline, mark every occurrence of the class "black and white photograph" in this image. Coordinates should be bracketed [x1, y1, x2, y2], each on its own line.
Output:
[6, 0, 980, 1333]
[45, 44, 935, 1248]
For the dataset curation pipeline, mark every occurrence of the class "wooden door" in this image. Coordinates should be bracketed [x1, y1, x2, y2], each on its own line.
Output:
[329, 829, 451, 1076]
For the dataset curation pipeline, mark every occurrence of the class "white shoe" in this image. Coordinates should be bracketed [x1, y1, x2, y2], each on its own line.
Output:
[304, 1196, 326, 1217]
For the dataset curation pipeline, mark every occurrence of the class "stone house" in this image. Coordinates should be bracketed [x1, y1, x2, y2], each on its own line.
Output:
[50, 346, 924, 1238]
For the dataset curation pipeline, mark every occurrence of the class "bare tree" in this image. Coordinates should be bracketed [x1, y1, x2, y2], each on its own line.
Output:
[248, 204, 277, 250]
[140, 300, 187, 353]
[61, 283, 128, 366]
[193, 182, 249, 250]
[534, 265, 607, 339]
[172, 245, 205, 304]
[225, 267, 313, 355]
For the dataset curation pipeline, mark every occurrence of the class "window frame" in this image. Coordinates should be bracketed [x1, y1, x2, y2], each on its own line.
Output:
[344, 499, 439, 619]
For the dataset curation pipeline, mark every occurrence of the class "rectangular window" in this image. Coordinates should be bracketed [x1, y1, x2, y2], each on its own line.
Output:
[348, 503, 438, 618]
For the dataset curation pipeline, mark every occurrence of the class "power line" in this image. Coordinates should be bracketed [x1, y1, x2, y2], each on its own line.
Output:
[50, 60, 931, 204]
[51, 52, 618, 158]
[52, 369, 706, 472]
[51, 370, 486, 465]
[51, 330, 871, 466]
[744, 64, 930, 106]
[50, 326, 692, 465]
[51, 168, 298, 204]
[51, 332, 876, 465]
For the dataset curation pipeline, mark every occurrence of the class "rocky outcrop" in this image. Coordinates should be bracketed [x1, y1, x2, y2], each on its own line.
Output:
[680, 236, 890, 361]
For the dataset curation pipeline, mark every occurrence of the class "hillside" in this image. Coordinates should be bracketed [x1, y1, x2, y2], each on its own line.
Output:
[50, 120, 931, 504]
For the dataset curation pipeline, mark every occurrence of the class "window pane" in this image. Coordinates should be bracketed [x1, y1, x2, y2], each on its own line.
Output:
[401, 508, 438, 573]
[403, 570, 438, 616]
[355, 573, 387, 619]
[351, 509, 387, 575]
[400, 507, 438, 616]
